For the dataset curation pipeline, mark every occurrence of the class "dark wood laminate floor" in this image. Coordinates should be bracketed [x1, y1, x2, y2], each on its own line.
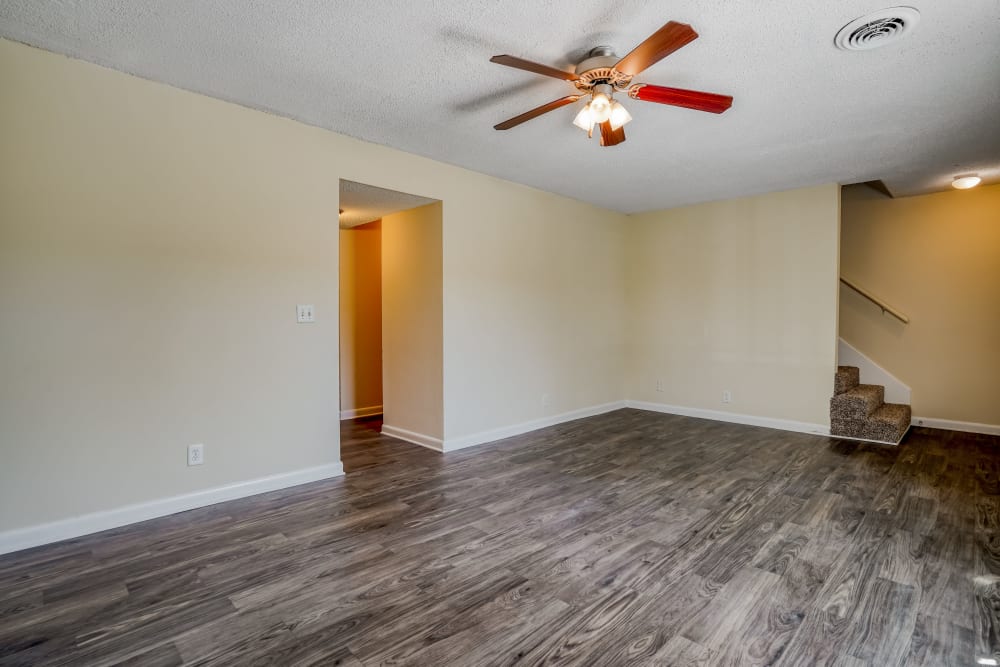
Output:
[2, 409, 998, 666]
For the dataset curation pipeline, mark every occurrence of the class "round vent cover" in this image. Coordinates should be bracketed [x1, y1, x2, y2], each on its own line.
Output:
[835, 7, 921, 51]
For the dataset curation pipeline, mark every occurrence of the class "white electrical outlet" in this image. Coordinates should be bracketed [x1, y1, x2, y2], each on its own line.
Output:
[656, 379, 665, 392]
[722, 390, 733, 404]
[542, 393, 551, 408]
[296, 304, 316, 323]
[187, 443, 204, 466]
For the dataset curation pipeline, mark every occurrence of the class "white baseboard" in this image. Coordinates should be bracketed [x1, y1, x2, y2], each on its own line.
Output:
[829, 424, 910, 447]
[340, 405, 383, 420]
[0, 462, 344, 556]
[912, 416, 1000, 436]
[626, 400, 830, 437]
[443, 400, 628, 452]
[381, 424, 444, 451]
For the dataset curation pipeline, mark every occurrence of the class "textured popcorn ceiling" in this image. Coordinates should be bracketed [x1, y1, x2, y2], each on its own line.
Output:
[2, 1, 998, 212]
[339, 180, 437, 229]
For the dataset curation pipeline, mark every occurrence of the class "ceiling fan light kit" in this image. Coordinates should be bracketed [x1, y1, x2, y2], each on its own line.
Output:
[608, 101, 632, 130]
[588, 85, 613, 123]
[490, 21, 733, 147]
[572, 82, 633, 137]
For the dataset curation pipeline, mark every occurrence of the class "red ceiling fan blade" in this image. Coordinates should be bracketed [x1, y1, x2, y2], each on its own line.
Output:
[494, 95, 582, 130]
[630, 84, 733, 114]
[598, 121, 626, 147]
[613, 21, 698, 77]
[490, 55, 579, 81]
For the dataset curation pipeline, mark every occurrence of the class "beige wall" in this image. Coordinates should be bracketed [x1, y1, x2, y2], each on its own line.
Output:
[0, 41, 342, 532]
[0, 39, 629, 533]
[445, 189, 628, 438]
[339, 221, 383, 417]
[382, 203, 444, 440]
[840, 184, 1000, 426]
[626, 184, 842, 427]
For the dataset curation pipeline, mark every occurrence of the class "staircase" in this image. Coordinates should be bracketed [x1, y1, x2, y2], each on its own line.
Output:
[830, 366, 911, 445]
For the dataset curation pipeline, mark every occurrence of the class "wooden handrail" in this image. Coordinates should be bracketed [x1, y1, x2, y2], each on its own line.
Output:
[840, 276, 910, 324]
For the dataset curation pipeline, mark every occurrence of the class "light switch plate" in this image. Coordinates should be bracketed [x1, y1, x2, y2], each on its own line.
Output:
[296, 304, 316, 323]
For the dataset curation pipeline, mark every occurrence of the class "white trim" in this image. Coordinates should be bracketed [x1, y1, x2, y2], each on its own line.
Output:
[838, 338, 911, 404]
[625, 400, 830, 436]
[443, 401, 628, 452]
[911, 416, 1000, 436]
[381, 424, 444, 451]
[340, 405, 383, 420]
[827, 424, 911, 447]
[0, 462, 344, 556]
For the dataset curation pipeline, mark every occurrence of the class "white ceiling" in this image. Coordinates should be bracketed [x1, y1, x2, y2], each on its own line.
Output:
[339, 179, 437, 228]
[2, 1, 998, 212]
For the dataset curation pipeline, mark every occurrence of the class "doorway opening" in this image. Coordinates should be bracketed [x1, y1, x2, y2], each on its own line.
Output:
[338, 180, 443, 465]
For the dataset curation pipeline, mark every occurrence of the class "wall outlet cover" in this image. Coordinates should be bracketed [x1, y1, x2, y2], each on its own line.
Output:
[187, 443, 204, 466]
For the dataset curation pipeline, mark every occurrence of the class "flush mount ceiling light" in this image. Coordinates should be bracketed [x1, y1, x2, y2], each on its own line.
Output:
[835, 7, 921, 51]
[490, 21, 733, 147]
[952, 174, 982, 190]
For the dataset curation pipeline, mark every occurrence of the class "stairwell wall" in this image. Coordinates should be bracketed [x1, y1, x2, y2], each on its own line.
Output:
[840, 183, 1000, 428]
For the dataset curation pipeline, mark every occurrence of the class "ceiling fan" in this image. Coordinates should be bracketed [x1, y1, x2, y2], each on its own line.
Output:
[490, 21, 733, 146]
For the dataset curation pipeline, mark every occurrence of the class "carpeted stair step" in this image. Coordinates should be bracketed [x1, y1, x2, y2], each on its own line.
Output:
[834, 365, 860, 395]
[830, 383, 884, 421]
[861, 403, 911, 443]
[830, 417, 865, 439]
[828, 363, 910, 444]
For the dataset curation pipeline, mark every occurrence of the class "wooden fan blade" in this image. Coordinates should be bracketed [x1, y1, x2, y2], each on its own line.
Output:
[490, 55, 579, 81]
[494, 96, 582, 130]
[598, 121, 626, 147]
[631, 84, 732, 113]
[614, 21, 698, 76]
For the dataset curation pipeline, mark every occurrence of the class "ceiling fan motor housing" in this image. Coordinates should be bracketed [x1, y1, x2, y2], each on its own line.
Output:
[574, 47, 632, 91]
[575, 46, 618, 73]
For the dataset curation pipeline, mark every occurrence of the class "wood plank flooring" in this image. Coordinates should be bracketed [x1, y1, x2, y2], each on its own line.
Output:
[1, 409, 998, 666]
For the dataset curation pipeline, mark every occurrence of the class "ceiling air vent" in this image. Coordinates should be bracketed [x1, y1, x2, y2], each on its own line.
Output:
[835, 7, 921, 51]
